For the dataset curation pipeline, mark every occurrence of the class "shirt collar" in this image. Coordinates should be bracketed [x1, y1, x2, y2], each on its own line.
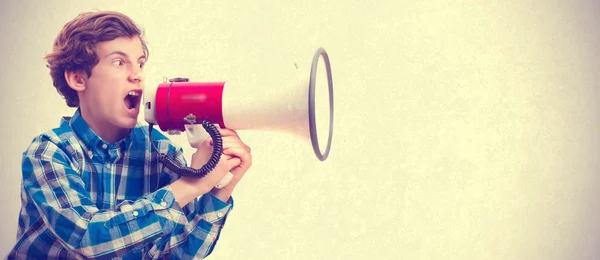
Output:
[65, 108, 134, 153]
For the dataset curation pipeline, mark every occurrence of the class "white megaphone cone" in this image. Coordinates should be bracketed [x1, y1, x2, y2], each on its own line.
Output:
[143, 47, 334, 188]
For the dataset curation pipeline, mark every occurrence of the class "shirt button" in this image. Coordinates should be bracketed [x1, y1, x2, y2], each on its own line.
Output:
[133, 211, 139, 217]
[160, 202, 167, 207]
[102, 143, 108, 149]
[105, 164, 110, 169]
[166, 215, 172, 220]
[217, 212, 224, 218]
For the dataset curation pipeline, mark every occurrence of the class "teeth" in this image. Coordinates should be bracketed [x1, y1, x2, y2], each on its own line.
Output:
[128, 91, 139, 96]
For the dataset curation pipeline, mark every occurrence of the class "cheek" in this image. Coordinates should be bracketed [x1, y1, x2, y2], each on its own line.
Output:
[87, 70, 125, 103]
[86, 84, 122, 108]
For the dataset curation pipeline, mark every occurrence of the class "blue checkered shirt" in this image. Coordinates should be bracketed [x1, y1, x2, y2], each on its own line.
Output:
[8, 109, 233, 259]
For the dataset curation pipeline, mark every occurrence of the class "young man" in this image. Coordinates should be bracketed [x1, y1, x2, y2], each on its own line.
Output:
[8, 11, 252, 259]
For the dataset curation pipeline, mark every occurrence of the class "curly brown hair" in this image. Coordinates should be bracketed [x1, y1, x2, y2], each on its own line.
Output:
[45, 11, 149, 107]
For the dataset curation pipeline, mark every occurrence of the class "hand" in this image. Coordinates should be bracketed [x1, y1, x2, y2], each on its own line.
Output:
[184, 138, 241, 194]
[212, 128, 252, 186]
[170, 146, 240, 206]
[171, 130, 249, 206]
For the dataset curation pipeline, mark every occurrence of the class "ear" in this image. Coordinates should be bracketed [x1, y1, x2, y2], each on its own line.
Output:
[64, 70, 87, 92]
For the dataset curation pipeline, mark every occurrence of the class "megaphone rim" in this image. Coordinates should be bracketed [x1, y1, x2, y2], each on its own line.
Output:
[308, 47, 334, 161]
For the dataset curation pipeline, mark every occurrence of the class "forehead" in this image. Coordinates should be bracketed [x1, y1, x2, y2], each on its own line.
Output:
[95, 36, 145, 58]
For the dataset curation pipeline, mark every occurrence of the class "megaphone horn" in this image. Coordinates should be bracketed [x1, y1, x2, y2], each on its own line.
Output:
[144, 47, 334, 183]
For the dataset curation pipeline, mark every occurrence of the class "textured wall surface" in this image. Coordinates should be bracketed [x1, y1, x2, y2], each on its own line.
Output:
[1, 1, 599, 259]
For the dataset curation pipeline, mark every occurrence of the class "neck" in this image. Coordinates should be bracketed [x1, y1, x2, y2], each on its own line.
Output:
[79, 108, 129, 144]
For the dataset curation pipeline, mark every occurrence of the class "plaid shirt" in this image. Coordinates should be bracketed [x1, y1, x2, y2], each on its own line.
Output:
[8, 109, 233, 259]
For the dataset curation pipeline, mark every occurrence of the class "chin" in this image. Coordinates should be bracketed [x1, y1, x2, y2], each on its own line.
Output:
[116, 117, 139, 129]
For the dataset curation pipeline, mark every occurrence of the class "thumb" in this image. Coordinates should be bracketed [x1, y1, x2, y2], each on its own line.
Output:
[225, 156, 241, 170]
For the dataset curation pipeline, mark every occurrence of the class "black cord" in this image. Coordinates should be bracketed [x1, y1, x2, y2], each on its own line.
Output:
[148, 120, 223, 178]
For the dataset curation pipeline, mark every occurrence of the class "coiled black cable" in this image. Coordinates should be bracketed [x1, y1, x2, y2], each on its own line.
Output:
[148, 120, 223, 178]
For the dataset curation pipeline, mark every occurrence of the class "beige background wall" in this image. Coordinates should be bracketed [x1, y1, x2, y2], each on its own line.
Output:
[1, 1, 599, 259]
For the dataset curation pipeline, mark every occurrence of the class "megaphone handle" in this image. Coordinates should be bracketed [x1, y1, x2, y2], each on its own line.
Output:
[215, 172, 234, 188]
[148, 120, 230, 187]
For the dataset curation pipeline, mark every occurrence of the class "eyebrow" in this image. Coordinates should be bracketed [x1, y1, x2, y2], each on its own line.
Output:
[105, 51, 146, 61]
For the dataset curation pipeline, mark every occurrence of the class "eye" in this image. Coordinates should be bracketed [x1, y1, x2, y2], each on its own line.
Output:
[139, 62, 145, 69]
[112, 60, 124, 66]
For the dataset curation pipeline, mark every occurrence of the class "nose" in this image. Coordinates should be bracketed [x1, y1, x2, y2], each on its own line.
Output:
[129, 69, 144, 84]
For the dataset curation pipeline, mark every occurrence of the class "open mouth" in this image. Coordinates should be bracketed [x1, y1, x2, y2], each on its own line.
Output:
[124, 90, 141, 110]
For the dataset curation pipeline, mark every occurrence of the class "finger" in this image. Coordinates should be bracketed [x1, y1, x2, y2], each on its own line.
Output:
[217, 136, 251, 152]
[210, 136, 250, 150]
[219, 153, 233, 161]
[220, 135, 242, 144]
[225, 156, 242, 170]
[216, 153, 239, 171]
[222, 146, 250, 158]
[221, 135, 250, 150]
[220, 140, 251, 153]
[223, 147, 252, 168]
[219, 128, 239, 137]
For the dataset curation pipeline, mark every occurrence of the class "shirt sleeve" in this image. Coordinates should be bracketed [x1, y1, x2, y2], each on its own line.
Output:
[21, 135, 233, 259]
[152, 141, 235, 258]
